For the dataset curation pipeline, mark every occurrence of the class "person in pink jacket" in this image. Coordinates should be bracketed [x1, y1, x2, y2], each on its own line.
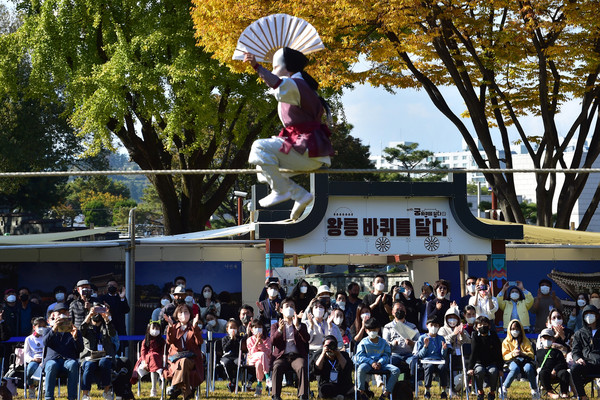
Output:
[246, 318, 272, 396]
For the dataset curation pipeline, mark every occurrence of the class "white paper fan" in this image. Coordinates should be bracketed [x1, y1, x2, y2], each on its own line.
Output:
[232, 14, 325, 63]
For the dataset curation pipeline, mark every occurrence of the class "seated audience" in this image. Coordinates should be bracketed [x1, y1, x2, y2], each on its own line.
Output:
[501, 319, 539, 399]
[568, 292, 589, 331]
[536, 328, 570, 399]
[246, 319, 272, 396]
[571, 305, 600, 400]
[24, 317, 47, 398]
[199, 284, 221, 319]
[425, 280, 451, 326]
[220, 319, 245, 393]
[416, 318, 449, 399]
[312, 335, 354, 400]
[131, 321, 166, 397]
[467, 316, 503, 400]
[382, 301, 419, 366]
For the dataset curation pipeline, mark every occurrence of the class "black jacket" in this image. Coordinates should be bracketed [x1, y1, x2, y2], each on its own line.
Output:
[99, 294, 130, 336]
[535, 347, 568, 372]
[468, 330, 503, 370]
[572, 325, 600, 365]
[79, 320, 118, 360]
[221, 333, 246, 359]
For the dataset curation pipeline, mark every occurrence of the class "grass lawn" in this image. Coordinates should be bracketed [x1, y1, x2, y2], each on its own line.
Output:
[27, 377, 594, 400]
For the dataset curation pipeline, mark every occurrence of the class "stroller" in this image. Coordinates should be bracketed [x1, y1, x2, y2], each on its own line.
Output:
[3, 345, 25, 397]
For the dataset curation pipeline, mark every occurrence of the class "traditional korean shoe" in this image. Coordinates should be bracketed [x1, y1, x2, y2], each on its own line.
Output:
[258, 190, 292, 207]
[290, 192, 313, 220]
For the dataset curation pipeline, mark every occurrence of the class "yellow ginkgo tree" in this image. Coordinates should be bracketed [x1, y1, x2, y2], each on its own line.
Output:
[192, 0, 600, 229]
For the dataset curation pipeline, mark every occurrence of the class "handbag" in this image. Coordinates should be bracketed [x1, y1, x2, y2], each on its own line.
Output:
[168, 351, 196, 363]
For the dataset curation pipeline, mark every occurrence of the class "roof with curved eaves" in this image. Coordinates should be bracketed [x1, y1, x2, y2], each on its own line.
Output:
[480, 219, 600, 245]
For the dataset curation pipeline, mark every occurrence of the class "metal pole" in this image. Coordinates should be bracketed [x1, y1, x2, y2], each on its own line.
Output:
[125, 208, 136, 360]
[477, 182, 481, 218]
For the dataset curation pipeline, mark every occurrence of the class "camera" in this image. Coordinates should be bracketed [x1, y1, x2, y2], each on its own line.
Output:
[56, 318, 73, 332]
[81, 288, 93, 300]
[93, 306, 107, 314]
[477, 284, 488, 291]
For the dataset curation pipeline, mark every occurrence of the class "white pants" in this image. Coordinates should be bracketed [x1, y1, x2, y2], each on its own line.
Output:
[248, 137, 329, 198]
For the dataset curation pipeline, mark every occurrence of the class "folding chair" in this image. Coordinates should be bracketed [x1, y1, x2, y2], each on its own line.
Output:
[36, 350, 82, 400]
[413, 358, 447, 399]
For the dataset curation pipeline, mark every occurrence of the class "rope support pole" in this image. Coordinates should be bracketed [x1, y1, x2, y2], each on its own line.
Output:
[2, 168, 600, 178]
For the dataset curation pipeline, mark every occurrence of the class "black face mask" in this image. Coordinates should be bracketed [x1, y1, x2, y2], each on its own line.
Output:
[176, 298, 185, 305]
[241, 315, 251, 325]
[349, 293, 359, 299]
[395, 310, 406, 320]
[319, 298, 331, 308]
[108, 286, 118, 295]
[20, 294, 29, 302]
[478, 326, 489, 335]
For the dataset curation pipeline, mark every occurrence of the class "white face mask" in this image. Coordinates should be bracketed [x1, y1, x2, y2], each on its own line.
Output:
[466, 317, 476, 324]
[591, 298, 600, 308]
[510, 292, 520, 301]
[150, 328, 161, 337]
[374, 282, 385, 292]
[467, 284, 476, 293]
[6, 295, 16, 303]
[252, 327, 263, 335]
[447, 318, 458, 327]
[185, 296, 194, 304]
[161, 298, 170, 307]
[228, 328, 237, 336]
[577, 299, 587, 307]
[367, 330, 378, 339]
[584, 313, 597, 324]
[333, 316, 343, 326]
[551, 319, 563, 327]
[207, 320, 217, 327]
[540, 285, 550, 295]
[35, 327, 46, 335]
[55, 293, 65, 302]
[313, 307, 325, 318]
[437, 293, 446, 300]
[510, 329, 521, 337]
[542, 339, 553, 348]
[405, 289, 412, 297]
[203, 290, 212, 299]
[337, 301, 346, 310]
[267, 288, 278, 298]
[394, 293, 400, 300]
[300, 286, 308, 294]
[428, 326, 439, 335]
[283, 307, 295, 318]
[361, 313, 371, 321]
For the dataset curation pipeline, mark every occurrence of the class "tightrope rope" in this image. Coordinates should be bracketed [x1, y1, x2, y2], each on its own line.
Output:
[1, 168, 600, 178]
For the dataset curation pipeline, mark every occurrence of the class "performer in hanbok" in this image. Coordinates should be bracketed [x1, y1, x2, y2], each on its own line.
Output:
[244, 48, 334, 220]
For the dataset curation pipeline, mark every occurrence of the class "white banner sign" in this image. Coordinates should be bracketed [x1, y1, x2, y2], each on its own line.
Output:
[285, 196, 491, 255]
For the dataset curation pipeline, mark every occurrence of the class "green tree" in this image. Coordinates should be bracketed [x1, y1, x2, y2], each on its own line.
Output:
[82, 200, 111, 227]
[4, 0, 280, 234]
[381, 142, 447, 182]
[113, 199, 138, 226]
[192, 0, 600, 230]
[329, 122, 377, 182]
[467, 184, 491, 195]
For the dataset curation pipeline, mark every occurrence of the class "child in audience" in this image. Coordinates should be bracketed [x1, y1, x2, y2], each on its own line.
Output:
[131, 321, 166, 397]
[416, 318, 449, 399]
[247, 318, 272, 396]
[24, 317, 47, 398]
[220, 319, 245, 393]
[536, 328, 570, 399]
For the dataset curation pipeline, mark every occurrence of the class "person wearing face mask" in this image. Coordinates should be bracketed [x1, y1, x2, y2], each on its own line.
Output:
[163, 304, 204, 399]
[246, 318, 272, 396]
[198, 284, 221, 320]
[535, 328, 570, 399]
[536, 309, 573, 354]
[346, 282, 363, 327]
[99, 279, 130, 348]
[220, 319, 246, 392]
[290, 279, 316, 313]
[183, 289, 200, 316]
[16, 287, 44, 337]
[416, 318, 449, 399]
[354, 318, 400, 400]
[79, 306, 117, 400]
[24, 317, 48, 398]
[569, 292, 590, 331]
[395, 280, 421, 327]
[467, 316, 503, 400]
[439, 307, 470, 363]
[334, 291, 348, 312]
[258, 277, 287, 303]
[458, 277, 478, 314]
[153, 294, 172, 324]
[382, 302, 419, 370]
[590, 291, 600, 309]
[501, 319, 539, 399]
[306, 299, 344, 360]
[257, 281, 282, 332]
[2, 289, 19, 336]
[237, 304, 254, 335]
[331, 307, 351, 349]
[531, 279, 563, 333]
[468, 278, 499, 329]
[571, 305, 600, 400]
[313, 285, 333, 313]
[131, 321, 166, 397]
[243, 49, 334, 221]
[46, 286, 69, 319]
[270, 297, 310, 400]
[420, 283, 435, 332]
[204, 311, 227, 333]
[497, 281, 534, 332]
[362, 275, 393, 328]
[351, 304, 373, 345]
[425, 280, 452, 328]
[312, 335, 354, 400]
[463, 305, 478, 337]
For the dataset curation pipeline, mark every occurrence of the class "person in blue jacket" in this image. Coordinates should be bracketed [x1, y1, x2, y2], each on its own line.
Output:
[354, 318, 400, 400]
[43, 303, 84, 400]
[416, 317, 449, 399]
